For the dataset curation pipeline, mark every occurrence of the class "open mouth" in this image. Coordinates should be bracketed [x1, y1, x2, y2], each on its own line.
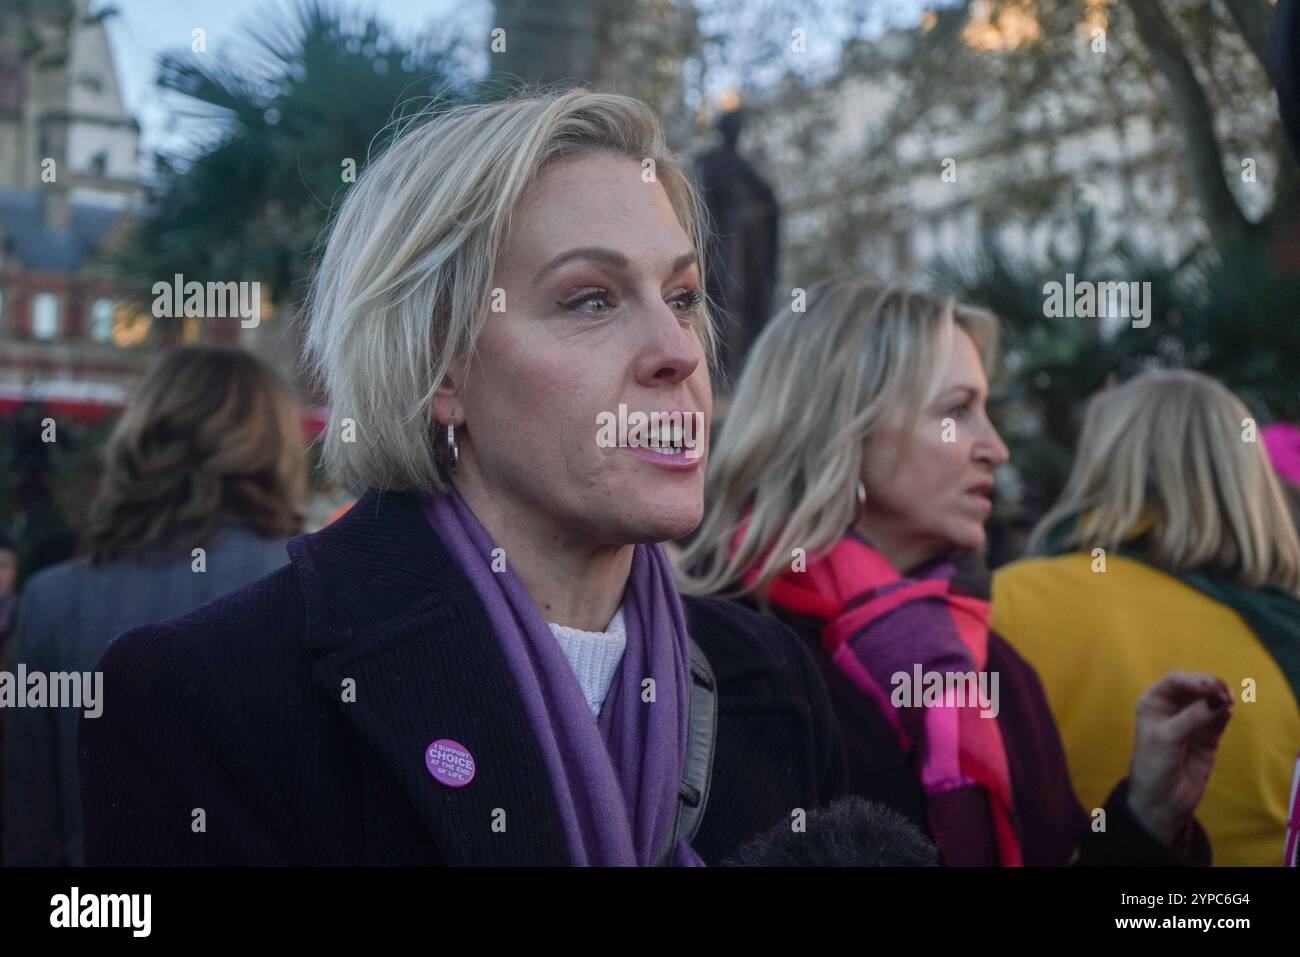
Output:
[631, 424, 688, 455]
[628, 416, 695, 456]
[596, 405, 704, 463]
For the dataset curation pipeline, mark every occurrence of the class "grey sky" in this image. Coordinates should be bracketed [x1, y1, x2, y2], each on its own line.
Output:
[102, 0, 929, 165]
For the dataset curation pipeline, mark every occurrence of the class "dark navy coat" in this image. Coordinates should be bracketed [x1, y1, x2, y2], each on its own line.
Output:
[79, 488, 847, 865]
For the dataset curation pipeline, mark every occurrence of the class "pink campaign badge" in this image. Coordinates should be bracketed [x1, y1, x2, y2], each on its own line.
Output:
[425, 738, 476, 788]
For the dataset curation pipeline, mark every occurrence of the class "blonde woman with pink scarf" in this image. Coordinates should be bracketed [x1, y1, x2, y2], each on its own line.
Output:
[679, 278, 1233, 866]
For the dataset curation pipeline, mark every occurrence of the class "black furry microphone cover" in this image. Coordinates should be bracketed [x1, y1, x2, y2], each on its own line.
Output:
[721, 796, 940, 867]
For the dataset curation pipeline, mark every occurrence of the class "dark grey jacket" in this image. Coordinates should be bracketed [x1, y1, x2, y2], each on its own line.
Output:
[77, 489, 848, 866]
[2, 524, 288, 866]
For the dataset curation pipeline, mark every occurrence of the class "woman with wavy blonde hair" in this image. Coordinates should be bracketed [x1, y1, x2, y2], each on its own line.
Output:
[994, 369, 1300, 865]
[5, 345, 306, 865]
[680, 277, 1233, 866]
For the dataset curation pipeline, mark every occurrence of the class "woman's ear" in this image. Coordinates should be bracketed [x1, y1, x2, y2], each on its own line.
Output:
[432, 358, 465, 427]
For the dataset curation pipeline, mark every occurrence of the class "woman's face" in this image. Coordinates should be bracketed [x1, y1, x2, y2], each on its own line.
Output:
[445, 152, 711, 547]
[856, 327, 1009, 572]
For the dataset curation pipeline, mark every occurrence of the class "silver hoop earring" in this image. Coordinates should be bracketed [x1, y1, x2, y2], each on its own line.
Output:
[446, 421, 460, 474]
[855, 480, 866, 508]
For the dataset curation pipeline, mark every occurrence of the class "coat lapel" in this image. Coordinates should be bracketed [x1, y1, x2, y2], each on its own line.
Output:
[291, 489, 570, 866]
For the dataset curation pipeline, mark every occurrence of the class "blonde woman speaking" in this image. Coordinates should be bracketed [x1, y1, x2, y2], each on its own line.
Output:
[78, 91, 849, 867]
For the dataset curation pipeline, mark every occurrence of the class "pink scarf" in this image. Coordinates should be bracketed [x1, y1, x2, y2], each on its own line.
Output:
[735, 524, 1023, 866]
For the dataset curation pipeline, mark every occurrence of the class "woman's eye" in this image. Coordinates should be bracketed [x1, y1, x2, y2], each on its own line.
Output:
[559, 290, 612, 316]
[948, 402, 972, 420]
[668, 287, 704, 312]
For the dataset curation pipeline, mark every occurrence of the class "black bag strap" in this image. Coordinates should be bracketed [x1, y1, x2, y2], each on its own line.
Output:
[653, 635, 718, 866]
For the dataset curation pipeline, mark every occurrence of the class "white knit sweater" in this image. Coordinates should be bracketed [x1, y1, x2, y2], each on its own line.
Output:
[546, 608, 628, 716]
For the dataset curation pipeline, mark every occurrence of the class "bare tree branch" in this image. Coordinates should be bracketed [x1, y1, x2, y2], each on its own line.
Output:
[1222, 0, 1278, 83]
[1124, 0, 1253, 246]
[1222, 0, 1300, 241]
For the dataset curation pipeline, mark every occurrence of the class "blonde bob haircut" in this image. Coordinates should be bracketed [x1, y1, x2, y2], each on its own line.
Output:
[676, 277, 999, 604]
[303, 88, 714, 493]
[1028, 369, 1300, 596]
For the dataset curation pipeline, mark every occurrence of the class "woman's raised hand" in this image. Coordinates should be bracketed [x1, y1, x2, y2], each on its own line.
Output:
[1126, 670, 1233, 847]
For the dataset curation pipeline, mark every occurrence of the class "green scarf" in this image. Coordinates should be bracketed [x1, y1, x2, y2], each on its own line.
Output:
[1039, 514, 1300, 707]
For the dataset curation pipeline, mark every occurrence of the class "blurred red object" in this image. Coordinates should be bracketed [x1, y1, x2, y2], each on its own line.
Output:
[0, 382, 330, 437]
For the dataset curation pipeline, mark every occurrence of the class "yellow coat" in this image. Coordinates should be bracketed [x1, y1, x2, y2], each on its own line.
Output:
[992, 552, 1300, 866]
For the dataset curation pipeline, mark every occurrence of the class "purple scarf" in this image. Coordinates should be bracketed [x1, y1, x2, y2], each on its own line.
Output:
[424, 488, 705, 866]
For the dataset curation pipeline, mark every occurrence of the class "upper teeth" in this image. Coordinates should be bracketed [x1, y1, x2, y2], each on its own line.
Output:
[644, 425, 682, 445]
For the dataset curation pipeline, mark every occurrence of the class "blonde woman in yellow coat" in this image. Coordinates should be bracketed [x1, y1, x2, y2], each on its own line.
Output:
[993, 370, 1300, 866]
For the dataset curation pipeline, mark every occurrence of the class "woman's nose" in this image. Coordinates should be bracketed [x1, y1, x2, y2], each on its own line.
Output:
[977, 418, 1010, 467]
[633, 302, 702, 387]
